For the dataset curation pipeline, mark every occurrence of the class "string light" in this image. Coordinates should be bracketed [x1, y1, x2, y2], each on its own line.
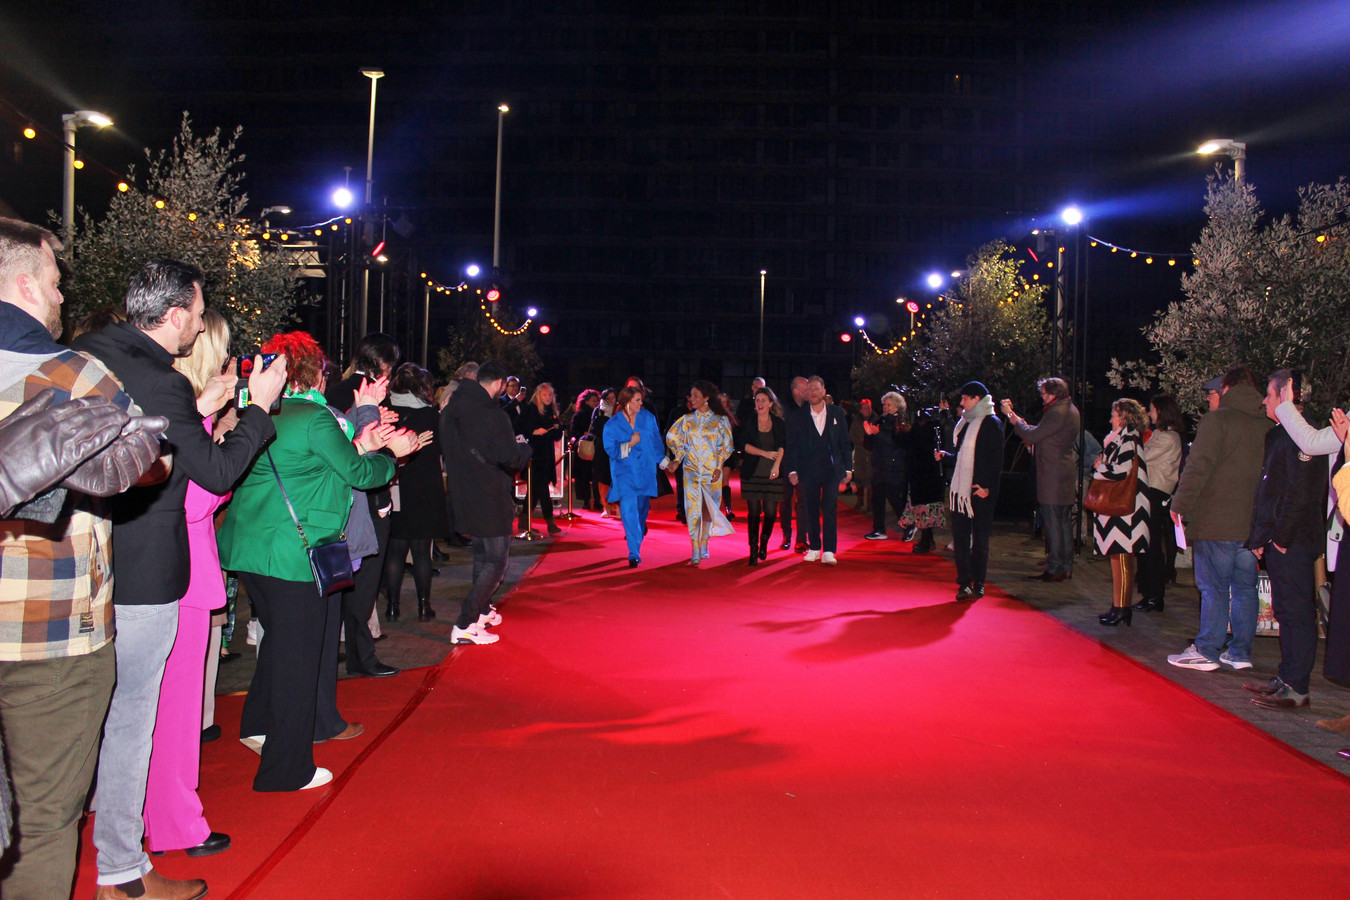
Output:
[1088, 235, 1192, 267]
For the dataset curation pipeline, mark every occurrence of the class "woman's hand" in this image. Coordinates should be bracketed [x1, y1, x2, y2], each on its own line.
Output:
[385, 428, 421, 458]
[533, 427, 548, 436]
[629, 431, 641, 447]
[357, 421, 396, 453]
[196, 370, 237, 417]
[354, 375, 389, 407]
[1332, 407, 1349, 443]
[378, 406, 400, 425]
[414, 430, 434, 451]
[863, 420, 879, 435]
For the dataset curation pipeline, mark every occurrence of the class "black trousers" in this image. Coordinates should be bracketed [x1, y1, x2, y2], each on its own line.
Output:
[1265, 542, 1319, 694]
[872, 479, 908, 533]
[239, 572, 336, 791]
[1326, 538, 1350, 684]
[780, 478, 804, 542]
[951, 496, 995, 587]
[1137, 486, 1175, 599]
[341, 500, 389, 674]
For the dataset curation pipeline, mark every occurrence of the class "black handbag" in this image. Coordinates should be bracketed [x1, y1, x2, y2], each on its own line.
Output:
[267, 451, 355, 597]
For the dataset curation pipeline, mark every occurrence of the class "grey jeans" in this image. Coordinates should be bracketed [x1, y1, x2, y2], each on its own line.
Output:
[93, 601, 179, 885]
[1042, 503, 1074, 574]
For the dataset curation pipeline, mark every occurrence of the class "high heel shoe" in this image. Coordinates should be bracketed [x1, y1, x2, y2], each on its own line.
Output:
[1099, 606, 1132, 627]
[385, 596, 399, 622]
[1132, 597, 1165, 612]
[417, 597, 436, 621]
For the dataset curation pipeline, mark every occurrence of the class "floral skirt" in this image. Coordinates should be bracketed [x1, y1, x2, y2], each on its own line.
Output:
[901, 501, 946, 530]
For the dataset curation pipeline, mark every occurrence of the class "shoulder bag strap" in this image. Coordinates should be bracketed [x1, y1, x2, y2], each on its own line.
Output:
[266, 449, 312, 550]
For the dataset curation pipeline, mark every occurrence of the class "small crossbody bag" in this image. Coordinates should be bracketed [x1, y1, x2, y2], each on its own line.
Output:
[266, 450, 355, 597]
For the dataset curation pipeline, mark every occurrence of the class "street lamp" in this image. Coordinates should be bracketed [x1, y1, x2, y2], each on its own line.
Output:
[61, 110, 112, 250]
[1060, 205, 1083, 226]
[1197, 139, 1247, 182]
[758, 269, 766, 375]
[359, 68, 385, 338]
[925, 272, 944, 290]
[493, 104, 509, 271]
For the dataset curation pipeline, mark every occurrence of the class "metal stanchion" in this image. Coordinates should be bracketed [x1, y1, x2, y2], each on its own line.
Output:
[515, 467, 544, 541]
[558, 445, 580, 520]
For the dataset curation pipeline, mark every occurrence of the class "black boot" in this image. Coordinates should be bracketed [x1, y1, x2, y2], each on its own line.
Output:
[418, 597, 436, 621]
[385, 594, 399, 622]
[758, 524, 771, 561]
[1099, 606, 1132, 627]
[912, 528, 934, 554]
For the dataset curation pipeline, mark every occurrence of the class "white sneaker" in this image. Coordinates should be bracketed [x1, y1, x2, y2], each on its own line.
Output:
[301, 767, 333, 790]
[803, 549, 821, 562]
[452, 623, 500, 645]
[480, 608, 503, 627]
[240, 735, 266, 755]
[1219, 650, 1253, 670]
[821, 551, 837, 566]
[1167, 644, 1219, 671]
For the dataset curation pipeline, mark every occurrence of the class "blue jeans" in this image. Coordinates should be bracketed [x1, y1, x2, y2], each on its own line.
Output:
[458, 536, 510, 629]
[1193, 540, 1259, 663]
[94, 602, 179, 884]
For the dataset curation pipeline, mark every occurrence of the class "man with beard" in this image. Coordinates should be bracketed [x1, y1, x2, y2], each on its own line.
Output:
[73, 259, 287, 899]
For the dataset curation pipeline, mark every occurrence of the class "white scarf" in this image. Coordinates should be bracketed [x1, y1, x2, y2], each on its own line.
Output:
[949, 395, 995, 517]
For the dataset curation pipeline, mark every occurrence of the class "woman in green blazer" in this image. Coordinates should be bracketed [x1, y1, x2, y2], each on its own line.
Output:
[218, 332, 414, 792]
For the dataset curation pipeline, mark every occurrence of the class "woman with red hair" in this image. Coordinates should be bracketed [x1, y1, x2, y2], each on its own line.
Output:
[218, 332, 417, 791]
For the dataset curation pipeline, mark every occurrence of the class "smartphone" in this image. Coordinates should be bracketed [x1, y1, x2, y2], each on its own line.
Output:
[235, 353, 282, 411]
[237, 353, 278, 380]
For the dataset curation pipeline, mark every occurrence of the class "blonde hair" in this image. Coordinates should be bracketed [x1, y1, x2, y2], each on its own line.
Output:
[173, 308, 230, 398]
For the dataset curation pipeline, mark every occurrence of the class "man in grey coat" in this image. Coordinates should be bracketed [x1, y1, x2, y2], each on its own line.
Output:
[1003, 377, 1081, 581]
[1167, 365, 1272, 672]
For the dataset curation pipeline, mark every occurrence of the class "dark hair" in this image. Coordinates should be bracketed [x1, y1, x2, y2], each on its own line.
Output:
[693, 380, 729, 418]
[624, 375, 647, 392]
[69, 305, 125, 341]
[391, 362, 434, 405]
[1268, 368, 1305, 404]
[1220, 365, 1257, 392]
[478, 360, 508, 384]
[615, 385, 644, 414]
[575, 388, 599, 412]
[1149, 393, 1186, 434]
[753, 386, 783, 419]
[124, 258, 204, 330]
[1037, 377, 1069, 400]
[349, 332, 400, 379]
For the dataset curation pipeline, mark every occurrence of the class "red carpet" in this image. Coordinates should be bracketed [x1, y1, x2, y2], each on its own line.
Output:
[74, 497, 1350, 898]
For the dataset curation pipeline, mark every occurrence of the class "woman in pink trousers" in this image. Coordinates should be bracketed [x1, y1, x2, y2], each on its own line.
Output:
[142, 310, 235, 857]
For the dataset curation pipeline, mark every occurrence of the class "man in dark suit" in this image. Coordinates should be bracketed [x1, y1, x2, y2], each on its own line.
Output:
[72, 259, 286, 899]
[441, 361, 532, 645]
[938, 381, 1004, 600]
[783, 375, 853, 565]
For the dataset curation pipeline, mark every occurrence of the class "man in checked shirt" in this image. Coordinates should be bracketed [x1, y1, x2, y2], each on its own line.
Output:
[0, 219, 176, 900]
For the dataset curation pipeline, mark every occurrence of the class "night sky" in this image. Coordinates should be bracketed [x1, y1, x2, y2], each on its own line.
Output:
[3, 0, 1349, 400]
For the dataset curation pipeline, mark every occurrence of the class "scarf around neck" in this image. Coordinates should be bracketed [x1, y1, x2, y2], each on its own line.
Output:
[949, 394, 995, 516]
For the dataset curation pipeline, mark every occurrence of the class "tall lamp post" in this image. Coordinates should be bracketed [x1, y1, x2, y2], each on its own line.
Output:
[1197, 139, 1246, 182]
[758, 269, 766, 375]
[61, 110, 112, 251]
[358, 68, 384, 338]
[493, 104, 509, 271]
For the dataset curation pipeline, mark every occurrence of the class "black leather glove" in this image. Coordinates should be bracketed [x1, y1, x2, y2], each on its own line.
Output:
[0, 389, 132, 516]
[62, 414, 170, 497]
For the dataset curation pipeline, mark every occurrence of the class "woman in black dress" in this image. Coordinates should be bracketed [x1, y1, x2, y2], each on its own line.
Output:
[738, 385, 787, 565]
[570, 389, 600, 510]
[517, 382, 563, 535]
[384, 363, 448, 621]
[591, 388, 618, 517]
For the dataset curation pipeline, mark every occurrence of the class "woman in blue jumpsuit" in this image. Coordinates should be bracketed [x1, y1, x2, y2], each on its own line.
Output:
[603, 385, 662, 566]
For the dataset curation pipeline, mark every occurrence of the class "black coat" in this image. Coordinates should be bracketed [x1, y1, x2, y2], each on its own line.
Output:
[389, 400, 449, 539]
[517, 402, 562, 486]
[71, 322, 275, 605]
[865, 413, 908, 486]
[1246, 425, 1327, 552]
[904, 414, 945, 505]
[440, 380, 532, 537]
[951, 412, 1004, 502]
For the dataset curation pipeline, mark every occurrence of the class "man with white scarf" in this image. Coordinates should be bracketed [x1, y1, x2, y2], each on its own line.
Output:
[939, 381, 1004, 600]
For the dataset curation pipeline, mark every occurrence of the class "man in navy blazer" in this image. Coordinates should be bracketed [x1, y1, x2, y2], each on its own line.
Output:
[784, 375, 853, 565]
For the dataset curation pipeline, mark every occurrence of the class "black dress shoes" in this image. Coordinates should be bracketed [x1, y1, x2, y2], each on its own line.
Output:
[1099, 607, 1132, 627]
[200, 724, 221, 743]
[359, 662, 400, 678]
[780, 539, 792, 551]
[153, 831, 230, 858]
[1132, 597, 1165, 611]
